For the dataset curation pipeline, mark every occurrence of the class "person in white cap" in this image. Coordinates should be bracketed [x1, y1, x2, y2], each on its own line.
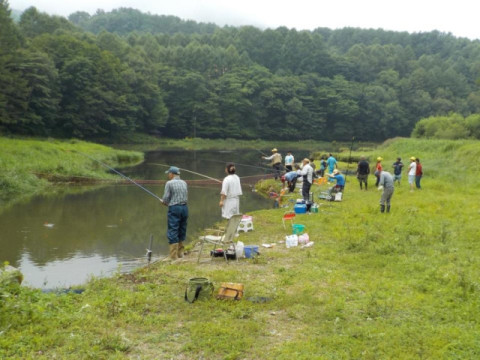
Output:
[407, 157, 417, 192]
[161, 166, 188, 261]
[262, 148, 282, 180]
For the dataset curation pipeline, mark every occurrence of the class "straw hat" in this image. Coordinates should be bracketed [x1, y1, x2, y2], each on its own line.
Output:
[410, 156, 416, 161]
[333, 169, 340, 175]
[271, 148, 277, 152]
[377, 157, 383, 161]
[303, 158, 310, 163]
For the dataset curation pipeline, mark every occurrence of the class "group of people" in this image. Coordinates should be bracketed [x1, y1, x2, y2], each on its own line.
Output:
[159, 149, 425, 261]
[356, 156, 424, 213]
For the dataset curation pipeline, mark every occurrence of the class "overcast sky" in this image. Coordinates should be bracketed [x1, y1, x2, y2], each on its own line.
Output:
[9, 0, 480, 40]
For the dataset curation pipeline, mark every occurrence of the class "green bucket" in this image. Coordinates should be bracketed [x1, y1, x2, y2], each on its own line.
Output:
[185, 277, 214, 303]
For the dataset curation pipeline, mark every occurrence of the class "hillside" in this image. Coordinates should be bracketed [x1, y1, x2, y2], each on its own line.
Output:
[1, 3, 480, 141]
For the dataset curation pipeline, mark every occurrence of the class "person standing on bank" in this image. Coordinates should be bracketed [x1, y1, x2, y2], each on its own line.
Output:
[161, 166, 188, 261]
[407, 157, 417, 192]
[415, 158, 423, 189]
[262, 148, 282, 180]
[284, 151, 294, 171]
[376, 170, 394, 213]
[375, 157, 383, 187]
[392, 157, 404, 186]
[297, 158, 314, 202]
[219, 163, 243, 219]
[356, 156, 370, 190]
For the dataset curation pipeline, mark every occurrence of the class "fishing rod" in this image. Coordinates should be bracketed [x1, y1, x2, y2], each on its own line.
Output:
[199, 158, 276, 173]
[345, 136, 356, 184]
[256, 149, 268, 156]
[149, 163, 222, 184]
[74, 151, 164, 202]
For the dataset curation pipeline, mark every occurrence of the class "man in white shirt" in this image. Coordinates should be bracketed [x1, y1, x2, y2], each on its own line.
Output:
[407, 157, 417, 192]
[219, 163, 243, 219]
[297, 158, 314, 202]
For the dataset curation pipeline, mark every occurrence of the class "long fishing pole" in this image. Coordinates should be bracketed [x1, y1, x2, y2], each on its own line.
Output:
[345, 136, 356, 184]
[74, 151, 164, 202]
[256, 149, 268, 156]
[199, 158, 276, 172]
[149, 163, 222, 184]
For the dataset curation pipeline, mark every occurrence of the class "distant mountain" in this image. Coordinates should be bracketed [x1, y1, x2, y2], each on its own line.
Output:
[69, 7, 219, 35]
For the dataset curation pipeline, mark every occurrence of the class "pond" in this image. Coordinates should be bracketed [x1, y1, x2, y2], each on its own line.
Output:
[0, 149, 310, 288]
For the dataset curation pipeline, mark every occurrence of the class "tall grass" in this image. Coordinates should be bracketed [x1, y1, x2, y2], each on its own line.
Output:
[0, 137, 143, 206]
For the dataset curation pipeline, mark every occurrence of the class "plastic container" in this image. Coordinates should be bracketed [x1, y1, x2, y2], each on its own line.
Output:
[294, 204, 307, 214]
[292, 224, 305, 234]
[298, 233, 310, 244]
[244, 245, 259, 258]
[235, 241, 244, 258]
[296, 199, 306, 204]
[311, 204, 319, 213]
[285, 234, 298, 248]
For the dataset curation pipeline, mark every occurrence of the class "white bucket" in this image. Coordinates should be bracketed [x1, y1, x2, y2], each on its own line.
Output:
[285, 234, 298, 248]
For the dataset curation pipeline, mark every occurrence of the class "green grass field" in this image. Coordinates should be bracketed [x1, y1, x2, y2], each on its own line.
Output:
[0, 137, 143, 208]
[1, 138, 479, 359]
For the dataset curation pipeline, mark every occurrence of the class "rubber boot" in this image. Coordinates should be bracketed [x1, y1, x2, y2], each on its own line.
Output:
[387, 205, 391, 213]
[177, 242, 185, 258]
[365, 183, 368, 191]
[162, 243, 179, 262]
[380, 205, 385, 213]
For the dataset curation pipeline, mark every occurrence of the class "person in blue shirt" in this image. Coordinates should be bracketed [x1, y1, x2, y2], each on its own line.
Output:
[327, 169, 345, 196]
[284, 165, 300, 192]
[326, 153, 337, 174]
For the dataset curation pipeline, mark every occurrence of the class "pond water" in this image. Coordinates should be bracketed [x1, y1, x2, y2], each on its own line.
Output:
[0, 149, 309, 288]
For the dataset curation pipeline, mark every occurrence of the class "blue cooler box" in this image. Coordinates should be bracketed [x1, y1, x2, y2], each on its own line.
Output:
[294, 204, 307, 214]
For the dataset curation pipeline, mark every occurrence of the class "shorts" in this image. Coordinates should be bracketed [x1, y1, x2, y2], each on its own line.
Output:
[394, 174, 402, 182]
[408, 175, 415, 184]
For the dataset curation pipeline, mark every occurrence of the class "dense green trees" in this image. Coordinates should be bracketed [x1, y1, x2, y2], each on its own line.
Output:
[2, 3, 480, 141]
[412, 113, 480, 140]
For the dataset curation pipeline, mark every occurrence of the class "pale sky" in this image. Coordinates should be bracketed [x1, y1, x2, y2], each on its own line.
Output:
[9, 0, 480, 40]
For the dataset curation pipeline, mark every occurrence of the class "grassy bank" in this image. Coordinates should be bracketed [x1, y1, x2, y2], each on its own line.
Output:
[0, 137, 143, 208]
[1, 138, 479, 359]
[110, 134, 376, 152]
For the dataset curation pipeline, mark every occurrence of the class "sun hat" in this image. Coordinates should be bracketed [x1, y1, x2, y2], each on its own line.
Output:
[333, 169, 340, 174]
[271, 148, 278, 152]
[165, 166, 180, 174]
[410, 156, 416, 161]
[377, 157, 383, 161]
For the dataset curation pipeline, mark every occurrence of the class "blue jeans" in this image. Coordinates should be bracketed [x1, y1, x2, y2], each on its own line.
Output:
[167, 205, 188, 244]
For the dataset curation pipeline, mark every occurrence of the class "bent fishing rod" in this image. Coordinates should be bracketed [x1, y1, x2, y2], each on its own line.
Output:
[148, 163, 222, 183]
[74, 151, 164, 202]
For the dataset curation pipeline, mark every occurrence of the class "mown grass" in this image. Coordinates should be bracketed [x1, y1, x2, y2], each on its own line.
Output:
[1, 137, 480, 359]
[0, 137, 143, 208]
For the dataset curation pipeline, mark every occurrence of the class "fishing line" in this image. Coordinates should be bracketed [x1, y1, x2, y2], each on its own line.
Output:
[148, 163, 222, 183]
[199, 158, 276, 172]
[74, 151, 164, 202]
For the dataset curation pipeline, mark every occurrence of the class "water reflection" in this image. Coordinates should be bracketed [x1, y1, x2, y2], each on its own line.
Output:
[0, 150, 309, 288]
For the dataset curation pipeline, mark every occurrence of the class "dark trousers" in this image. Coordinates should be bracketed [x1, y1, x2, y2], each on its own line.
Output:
[302, 181, 312, 201]
[273, 163, 282, 180]
[285, 165, 293, 172]
[167, 204, 188, 244]
[415, 175, 422, 189]
[288, 178, 297, 192]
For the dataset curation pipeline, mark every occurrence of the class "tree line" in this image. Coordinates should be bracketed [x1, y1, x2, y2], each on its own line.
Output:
[1, 3, 480, 141]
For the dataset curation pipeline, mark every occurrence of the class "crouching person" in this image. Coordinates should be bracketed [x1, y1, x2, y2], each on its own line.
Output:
[376, 170, 394, 213]
[327, 169, 345, 196]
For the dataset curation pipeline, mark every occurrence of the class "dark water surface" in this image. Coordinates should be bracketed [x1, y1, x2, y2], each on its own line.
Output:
[0, 150, 308, 288]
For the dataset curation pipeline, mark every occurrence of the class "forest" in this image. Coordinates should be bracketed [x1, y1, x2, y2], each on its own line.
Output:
[1, 2, 480, 141]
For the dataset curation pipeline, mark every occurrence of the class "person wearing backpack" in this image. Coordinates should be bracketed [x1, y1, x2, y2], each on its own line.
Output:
[392, 157, 404, 185]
